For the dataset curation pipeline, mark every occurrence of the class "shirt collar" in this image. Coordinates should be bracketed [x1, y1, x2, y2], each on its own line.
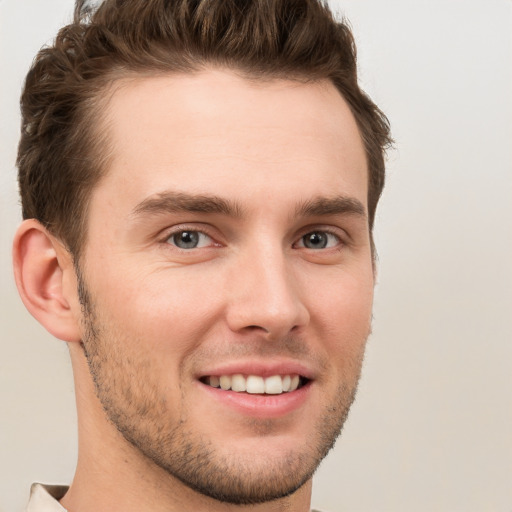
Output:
[27, 483, 69, 512]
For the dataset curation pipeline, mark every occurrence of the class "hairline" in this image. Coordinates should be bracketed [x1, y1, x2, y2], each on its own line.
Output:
[71, 64, 374, 265]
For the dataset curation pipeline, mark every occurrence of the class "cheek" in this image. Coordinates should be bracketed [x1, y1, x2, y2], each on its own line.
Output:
[95, 265, 225, 355]
[308, 266, 374, 357]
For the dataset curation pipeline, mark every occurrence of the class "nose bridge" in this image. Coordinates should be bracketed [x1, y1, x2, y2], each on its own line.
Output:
[226, 240, 309, 337]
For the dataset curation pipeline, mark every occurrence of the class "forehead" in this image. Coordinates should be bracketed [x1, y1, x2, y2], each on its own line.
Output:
[92, 69, 367, 216]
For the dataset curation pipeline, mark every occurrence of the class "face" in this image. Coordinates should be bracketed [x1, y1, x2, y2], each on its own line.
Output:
[77, 69, 374, 504]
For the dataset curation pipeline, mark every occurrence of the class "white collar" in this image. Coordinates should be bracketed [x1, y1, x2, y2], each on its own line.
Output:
[27, 483, 68, 512]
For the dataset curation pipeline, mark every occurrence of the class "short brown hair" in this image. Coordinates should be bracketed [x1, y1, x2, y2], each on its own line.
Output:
[17, 0, 392, 259]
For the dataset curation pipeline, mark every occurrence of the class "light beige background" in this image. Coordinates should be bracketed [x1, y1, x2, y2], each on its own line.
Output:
[1, 1, 511, 511]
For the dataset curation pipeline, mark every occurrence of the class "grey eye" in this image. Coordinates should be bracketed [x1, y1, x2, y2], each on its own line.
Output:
[302, 232, 327, 249]
[169, 231, 209, 249]
[299, 231, 340, 249]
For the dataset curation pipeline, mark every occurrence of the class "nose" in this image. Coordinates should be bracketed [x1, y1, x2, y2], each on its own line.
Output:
[225, 246, 310, 340]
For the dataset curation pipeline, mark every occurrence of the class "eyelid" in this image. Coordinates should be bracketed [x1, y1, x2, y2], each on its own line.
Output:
[156, 223, 348, 250]
[293, 226, 347, 248]
[159, 223, 222, 248]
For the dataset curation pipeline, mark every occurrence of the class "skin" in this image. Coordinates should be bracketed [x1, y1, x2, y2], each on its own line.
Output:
[14, 69, 374, 512]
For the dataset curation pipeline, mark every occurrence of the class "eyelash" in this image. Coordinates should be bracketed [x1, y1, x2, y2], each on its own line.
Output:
[161, 225, 346, 252]
[294, 229, 344, 250]
[162, 225, 219, 250]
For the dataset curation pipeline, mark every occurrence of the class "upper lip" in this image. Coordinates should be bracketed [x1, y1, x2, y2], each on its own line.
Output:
[197, 359, 315, 380]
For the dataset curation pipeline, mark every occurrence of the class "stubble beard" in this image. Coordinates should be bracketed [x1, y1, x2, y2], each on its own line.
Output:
[77, 270, 365, 505]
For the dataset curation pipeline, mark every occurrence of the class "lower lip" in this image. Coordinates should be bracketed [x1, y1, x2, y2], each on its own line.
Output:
[198, 381, 312, 419]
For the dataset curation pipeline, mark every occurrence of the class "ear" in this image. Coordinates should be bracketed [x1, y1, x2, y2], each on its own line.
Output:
[13, 219, 82, 343]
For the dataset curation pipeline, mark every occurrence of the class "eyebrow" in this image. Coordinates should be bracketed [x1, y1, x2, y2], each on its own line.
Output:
[131, 191, 245, 218]
[131, 190, 366, 222]
[294, 196, 367, 220]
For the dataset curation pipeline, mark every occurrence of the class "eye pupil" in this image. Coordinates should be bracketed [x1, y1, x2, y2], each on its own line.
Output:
[173, 231, 199, 249]
[303, 232, 327, 249]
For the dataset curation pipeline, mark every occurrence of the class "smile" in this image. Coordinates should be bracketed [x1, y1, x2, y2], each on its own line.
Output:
[201, 374, 307, 395]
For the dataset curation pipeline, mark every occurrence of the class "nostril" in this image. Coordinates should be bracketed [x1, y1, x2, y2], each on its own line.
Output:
[225, 281, 310, 338]
[245, 325, 270, 333]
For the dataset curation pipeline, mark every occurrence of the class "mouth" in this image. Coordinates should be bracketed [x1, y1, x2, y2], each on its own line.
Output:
[199, 374, 309, 395]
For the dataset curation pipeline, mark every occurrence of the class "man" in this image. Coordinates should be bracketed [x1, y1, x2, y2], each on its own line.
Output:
[13, 0, 391, 510]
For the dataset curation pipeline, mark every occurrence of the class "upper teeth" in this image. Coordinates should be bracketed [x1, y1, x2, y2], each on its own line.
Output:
[206, 374, 301, 394]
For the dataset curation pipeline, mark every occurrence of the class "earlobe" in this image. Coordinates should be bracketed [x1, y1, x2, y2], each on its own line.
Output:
[13, 219, 82, 343]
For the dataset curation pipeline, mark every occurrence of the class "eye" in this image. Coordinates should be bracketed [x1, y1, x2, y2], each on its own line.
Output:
[167, 230, 213, 249]
[296, 231, 341, 250]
